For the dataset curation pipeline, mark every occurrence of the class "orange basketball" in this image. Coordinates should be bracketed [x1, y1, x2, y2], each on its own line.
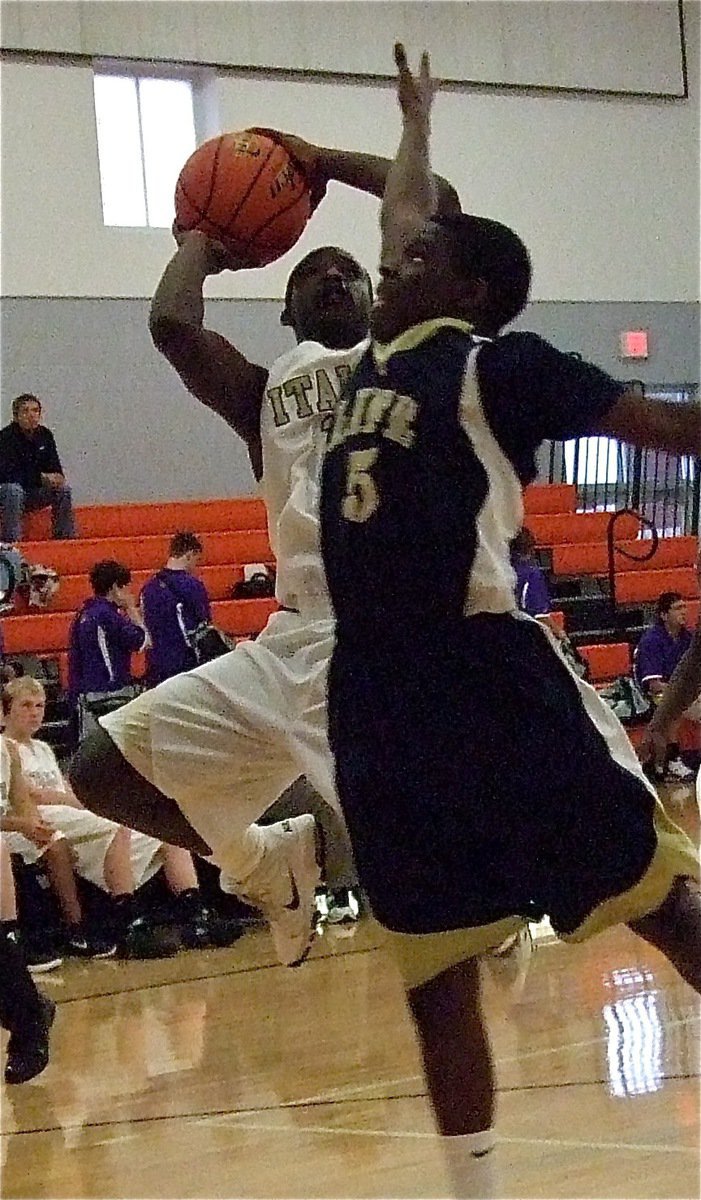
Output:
[175, 131, 311, 267]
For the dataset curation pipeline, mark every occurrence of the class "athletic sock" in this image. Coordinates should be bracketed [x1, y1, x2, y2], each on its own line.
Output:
[442, 1130, 499, 1199]
[210, 825, 266, 885]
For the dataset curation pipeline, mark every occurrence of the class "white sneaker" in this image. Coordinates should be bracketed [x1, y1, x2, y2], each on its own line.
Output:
[220, 815, 322, 967]
[326, 887, 360, 925]
[486, 925, 535, 1001]
[665, 758, 695, 781]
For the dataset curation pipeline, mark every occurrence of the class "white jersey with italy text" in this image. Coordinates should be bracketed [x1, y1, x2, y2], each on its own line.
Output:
[259, 337, 369, 612]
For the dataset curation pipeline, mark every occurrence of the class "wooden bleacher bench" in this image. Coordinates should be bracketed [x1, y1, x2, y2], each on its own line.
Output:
[20, 528, 273, 576]
[615, 567, 698, 605]
[523, 483, 577, 515]
[552, 536, 697, 578]
[527, 510, 639, 547]
[579, 642, 631, 683]
[22, 496, 267, 542]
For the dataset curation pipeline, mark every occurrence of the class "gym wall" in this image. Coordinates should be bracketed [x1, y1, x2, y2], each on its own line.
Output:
[1, 1, 698, 502]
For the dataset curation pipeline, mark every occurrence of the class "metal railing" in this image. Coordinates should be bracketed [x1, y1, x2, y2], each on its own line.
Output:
[542, 385, 699, 537]
[606, 509, 658, 631]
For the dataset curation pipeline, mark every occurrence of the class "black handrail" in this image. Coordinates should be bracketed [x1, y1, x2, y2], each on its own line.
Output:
[607, 508, 659, 632]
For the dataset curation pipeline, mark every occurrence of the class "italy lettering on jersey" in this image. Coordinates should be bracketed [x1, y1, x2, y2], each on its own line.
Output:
[259, 337, 369, 612]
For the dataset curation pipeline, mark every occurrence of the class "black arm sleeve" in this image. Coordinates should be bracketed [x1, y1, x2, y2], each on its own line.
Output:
[477, 332, 626, 482]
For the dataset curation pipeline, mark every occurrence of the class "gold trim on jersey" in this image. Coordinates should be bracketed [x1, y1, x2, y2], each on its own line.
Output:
[372, 318, 476, 369]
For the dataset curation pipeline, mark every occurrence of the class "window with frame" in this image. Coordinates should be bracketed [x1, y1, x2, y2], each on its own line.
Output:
[93, 70, 197, 228]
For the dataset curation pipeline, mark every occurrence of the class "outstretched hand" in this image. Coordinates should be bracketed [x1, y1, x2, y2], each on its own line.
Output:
[394, 42, 435, 127]
[247, 128, 329, 213]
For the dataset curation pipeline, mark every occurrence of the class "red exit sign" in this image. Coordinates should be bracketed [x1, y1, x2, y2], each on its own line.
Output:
[619, 330, 649, 359]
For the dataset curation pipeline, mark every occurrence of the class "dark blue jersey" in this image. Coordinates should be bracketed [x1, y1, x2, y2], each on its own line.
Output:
[320, 320, 623, 645]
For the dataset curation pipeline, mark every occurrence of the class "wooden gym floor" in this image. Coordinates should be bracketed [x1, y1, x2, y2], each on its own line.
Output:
[2, 794, 699, 1200]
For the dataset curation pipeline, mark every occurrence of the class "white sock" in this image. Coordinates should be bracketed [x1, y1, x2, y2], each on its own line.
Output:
[209, 824, 265, 884]
[442, 1130, 499, 1199]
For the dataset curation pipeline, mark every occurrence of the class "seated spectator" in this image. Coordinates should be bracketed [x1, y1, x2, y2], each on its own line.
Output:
[0, 394, 75, 543]
[1, 736, 56, 1084]
[635, 591, 700, 781]
[141, 532, 210, 684]
[510, 527, 564, 640]
[68, 560, 148, 702]
[2, 676, 229, 955]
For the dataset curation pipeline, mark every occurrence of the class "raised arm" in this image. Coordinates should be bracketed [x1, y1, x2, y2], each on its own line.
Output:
[251, 108, 460, 226]
[149, 232, 268, 478]
[378, 44, 439, 276]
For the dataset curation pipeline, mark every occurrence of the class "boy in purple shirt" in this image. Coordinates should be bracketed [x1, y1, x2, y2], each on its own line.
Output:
[141, 532, 211, 685]
[68, 560, 148, 699]
[635, 592, 698, 780]
[510, 527, 566, 643]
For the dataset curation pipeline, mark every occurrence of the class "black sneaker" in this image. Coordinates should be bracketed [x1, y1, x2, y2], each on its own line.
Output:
[180, 910, 211, 950]
[24, 942, 63, 974]
[64, 929, 117, 959]
[119, 917, 181, 960]
[181, 908, 244, 950]
[5, 994, 56, 1085]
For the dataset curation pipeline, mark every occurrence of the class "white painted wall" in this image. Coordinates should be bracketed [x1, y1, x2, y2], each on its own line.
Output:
[1, 2, 698, 302]
[0, 1, 686, 95]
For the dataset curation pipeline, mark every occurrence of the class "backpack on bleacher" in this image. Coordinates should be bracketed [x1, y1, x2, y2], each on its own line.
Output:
[0, 544, 59, 611]
[598, 675, 653, 725]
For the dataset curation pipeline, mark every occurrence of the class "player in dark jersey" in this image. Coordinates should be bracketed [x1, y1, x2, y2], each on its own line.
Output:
[320, 44, 700, 1194]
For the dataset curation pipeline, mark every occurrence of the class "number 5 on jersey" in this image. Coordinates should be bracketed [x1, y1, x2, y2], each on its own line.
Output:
[343, 448, 379, 523]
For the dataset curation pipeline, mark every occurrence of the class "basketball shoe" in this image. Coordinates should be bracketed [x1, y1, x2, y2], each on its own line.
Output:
[220, 815, 322, 967]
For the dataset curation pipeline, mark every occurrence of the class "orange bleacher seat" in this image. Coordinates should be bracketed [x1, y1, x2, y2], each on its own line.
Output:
[21, 529, 273, 577]
[22, 497, 266, 542]
[615, 567, 698, 605]
[550, 610, 565, 632]
[552, 536, 697, 578]
[528, 511, 639, 547]
[1, 611, 74, 656]
[523, 484, 577, 516]
[212, 598, 279, 638]
[579, 642, 631, 683]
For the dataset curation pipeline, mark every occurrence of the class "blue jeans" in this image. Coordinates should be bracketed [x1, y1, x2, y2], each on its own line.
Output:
[0, 482, 76, 542]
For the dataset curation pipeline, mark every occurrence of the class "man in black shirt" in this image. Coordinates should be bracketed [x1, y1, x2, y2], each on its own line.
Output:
[0, 394, 75, 542]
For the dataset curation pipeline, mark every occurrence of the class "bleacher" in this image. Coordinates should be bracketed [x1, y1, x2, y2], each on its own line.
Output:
[3, 497, 278, 690]
[1, 484, 698, 755]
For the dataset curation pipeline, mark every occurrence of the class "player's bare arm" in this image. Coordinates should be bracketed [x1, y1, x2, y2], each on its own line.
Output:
[595, 391, 700, 457]
[149, 230, 268, 478]
[250, 127, 461, 216]
[380, 44, 439, 278]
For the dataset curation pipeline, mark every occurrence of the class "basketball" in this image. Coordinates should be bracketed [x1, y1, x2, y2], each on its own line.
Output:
[174, 130, 311, 267]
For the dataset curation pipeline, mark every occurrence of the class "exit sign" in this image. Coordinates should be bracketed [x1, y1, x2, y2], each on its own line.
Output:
[619, 330, 649, 359]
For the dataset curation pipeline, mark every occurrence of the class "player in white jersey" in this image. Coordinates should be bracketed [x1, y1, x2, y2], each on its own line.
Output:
[68, 140, 461, 967]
